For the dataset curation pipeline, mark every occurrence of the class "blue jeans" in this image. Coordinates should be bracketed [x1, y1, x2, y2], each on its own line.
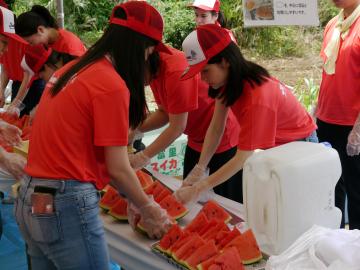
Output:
[14, 177, 110, 270]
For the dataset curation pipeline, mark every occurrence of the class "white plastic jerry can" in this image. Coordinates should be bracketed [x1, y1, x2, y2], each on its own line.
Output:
[243, 141, 342, 255]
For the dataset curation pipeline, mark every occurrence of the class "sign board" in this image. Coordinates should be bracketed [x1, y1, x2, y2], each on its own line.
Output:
[243, 0, 319, 27]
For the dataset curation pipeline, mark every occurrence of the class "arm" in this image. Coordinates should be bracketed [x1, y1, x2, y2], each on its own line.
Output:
[0, 65, 9, 108]
[9, 71, 31, 108]
[198, 98, 229, 168]
[143, 111, 187, 158]
[0, 120, 22, 146]
[347, 112, 360, 156]
[176, 149, 254, 204]
[105, 145, 171, 238]
[138, 106, 169, 133]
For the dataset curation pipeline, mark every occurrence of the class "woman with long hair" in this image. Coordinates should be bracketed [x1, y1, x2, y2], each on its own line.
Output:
[14, 2, 172, 269]
[175, 24, 317, 204]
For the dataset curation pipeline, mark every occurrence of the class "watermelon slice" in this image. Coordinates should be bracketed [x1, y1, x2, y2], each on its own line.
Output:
[217, 227, 241, 249]
[199, 200, 232, 223]
[224, 229, 262, 264]
[198, 219, 218, 236]
[136, 170, 154, 189]
[156, 224, 184, 254]
[108, 197, 128, 221]
[184, 240, 218, 270]
[169, 232, 193, 254]
[185, 212, 209, 233]
[207, 247, 244, 270]
[159, 194, 188, 220]
[99, 186, 120, 211]
[154, 188, 172, 203]
[172, 234, 205, 263]
[201, 222, 229, 241]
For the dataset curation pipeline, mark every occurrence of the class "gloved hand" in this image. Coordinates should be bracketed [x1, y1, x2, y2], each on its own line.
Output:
[6, 100, 25, 118]
[347, 115, 360, 156]
[174, 182, 206, 205]
[128, 151, 150, 170]
[127, 201, 141, 230]
[182, 164, 207, 187]
[0, 120, 22, 146]
[1, 151, 27, 180]
[138, 199, 172, 239]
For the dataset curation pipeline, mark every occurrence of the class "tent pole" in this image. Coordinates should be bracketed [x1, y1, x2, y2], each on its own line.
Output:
[56, 0, 64, 28]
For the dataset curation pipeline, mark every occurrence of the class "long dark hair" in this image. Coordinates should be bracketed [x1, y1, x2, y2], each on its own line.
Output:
[49, 8, 154, 129]
[15, 5, 58, 37]
[208, 42, 270, 107]
[213, 11, 226, 27]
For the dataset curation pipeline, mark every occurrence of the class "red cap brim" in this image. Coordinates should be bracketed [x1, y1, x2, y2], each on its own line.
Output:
[180, 59, 207, 81]
[155, 42, 172, 54]
[2, 32, 28, 44]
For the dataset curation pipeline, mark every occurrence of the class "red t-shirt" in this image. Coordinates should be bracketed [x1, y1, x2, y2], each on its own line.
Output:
[150, 47, 198, 114]
[186, 80, 239, 153]
[150, 46, 239, 153]
[25, 58, 129, 189]
[0, 39, 27, 81]
[316, 16, 360, 125]
[231, 78, 316, 150]
[49, 29, 86, 57]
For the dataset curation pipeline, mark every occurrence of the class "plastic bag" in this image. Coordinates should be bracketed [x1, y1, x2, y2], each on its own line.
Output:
[266, 225, 360, 270]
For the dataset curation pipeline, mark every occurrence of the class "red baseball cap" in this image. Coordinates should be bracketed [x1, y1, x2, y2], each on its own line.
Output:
[0, 6, 27, 44]
[188, 0, 221, 12]
[21, 44, 52, 87]
[110, 1, 171, 54]
[181, 24, 231, 80]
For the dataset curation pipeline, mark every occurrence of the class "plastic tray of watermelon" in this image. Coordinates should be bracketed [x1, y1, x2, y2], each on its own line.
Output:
[151, 243, 268, 270]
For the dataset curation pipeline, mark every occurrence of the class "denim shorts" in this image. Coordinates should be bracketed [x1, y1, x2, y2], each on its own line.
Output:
[14, 177, 110, 270]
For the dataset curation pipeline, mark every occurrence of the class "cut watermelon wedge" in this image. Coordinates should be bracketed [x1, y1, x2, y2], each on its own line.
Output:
[184, 240, 218, 270]
[159, 194, 188, 220]
[99, 186, 120, 211]
[108, 197, 128, 221]
[199, 200, 232, 223]
[207, 247, 244, 270]
[156, 224, 184, 255]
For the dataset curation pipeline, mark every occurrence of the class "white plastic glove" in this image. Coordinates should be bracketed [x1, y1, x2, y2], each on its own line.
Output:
[182, 164, 207, 187]
[128, 151, 150, 170]
[127, 197, 172, 239]
[128, 128, 144, 146]
[6, 100, 25, 118]
[0, 120, 22, 146]
[347, 114, 360, 156]
[174, 182, 206, 205]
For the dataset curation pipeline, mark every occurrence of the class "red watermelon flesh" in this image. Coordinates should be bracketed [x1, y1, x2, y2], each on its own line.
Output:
[154, 188, 172, 203]
[184, 240, 218, 270]
[169, 231, 192, 254]
[208, 247, 244, 270]
[200, 200, 232, 223]
[108, 197, 128, 221]
[197, 254, 218, 270]
[224, 229, 262, 265]
[159, 194, 188, 220]
[144, 181, 165, 195]
[172, 234, 205, 263]
[185, 212, 209, 234]
[198, 219, 218, 236]
[136, 170, 154, 189]
[202, 222, 229, 241]
[157, 224, 184, 254]
[99, 186, 120, 211]
[214, 231, 231, 247]
[217, 227, 242, 249]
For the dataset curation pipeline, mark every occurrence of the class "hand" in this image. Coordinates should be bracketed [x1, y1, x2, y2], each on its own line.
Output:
[182, 164, 207, 187]
[347, 115, 360, 156]
[127, 201, 141, 230]
[128, 128, 143, 146]
[138, 198, 172, 239]
[174, 183, 204, 205]
[347, 129, 360, 156]
[2, 151, 27, 180]
[6, 100, 25, 118]
[128, 151, 150, 170]
[0, 120, 22, 146]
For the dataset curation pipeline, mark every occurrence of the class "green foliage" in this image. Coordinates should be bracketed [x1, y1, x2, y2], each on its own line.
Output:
[294, 77, 319, 112]
[149, 0, 195, 49]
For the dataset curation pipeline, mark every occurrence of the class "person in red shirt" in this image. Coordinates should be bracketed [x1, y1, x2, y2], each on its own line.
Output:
[129, 44, 242, 202]
[174, 24, 317, 204]
[15, 5, 86, 57]
[15, 2, 172, 269]
[189, 0, 237, 42]
[316, 0, 360, 230]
